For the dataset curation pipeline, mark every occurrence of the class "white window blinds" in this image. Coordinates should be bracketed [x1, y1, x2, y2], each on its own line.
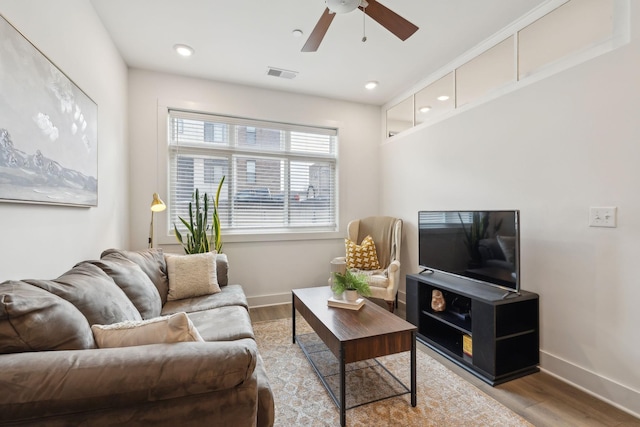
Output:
[168, 109, 338, 235]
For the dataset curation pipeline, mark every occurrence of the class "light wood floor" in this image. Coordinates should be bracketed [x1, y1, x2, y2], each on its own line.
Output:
[250, 302, 640, 427]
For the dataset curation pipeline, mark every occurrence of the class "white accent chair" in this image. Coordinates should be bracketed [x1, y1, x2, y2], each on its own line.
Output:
[329, 216, 403, 312]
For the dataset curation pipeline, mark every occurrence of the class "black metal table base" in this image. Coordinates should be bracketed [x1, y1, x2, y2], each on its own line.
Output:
[295, 333, 411, 413]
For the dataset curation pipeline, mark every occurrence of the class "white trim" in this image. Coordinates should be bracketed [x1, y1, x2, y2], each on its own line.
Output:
[383, 0, 569, 111]
[540, 351, 640, 418]
[382, 28, 629, 147]
[382, 0, 630, 143]
[247, 291, 293, 308]
[247, 289, 409, 310]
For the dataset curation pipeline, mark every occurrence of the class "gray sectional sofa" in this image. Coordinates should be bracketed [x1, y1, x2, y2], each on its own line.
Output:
[0, 248, 274, 427]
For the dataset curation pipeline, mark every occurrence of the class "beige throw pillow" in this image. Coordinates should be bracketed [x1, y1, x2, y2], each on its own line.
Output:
[165, 252, 220, 301]
[91, 312, 204, 348]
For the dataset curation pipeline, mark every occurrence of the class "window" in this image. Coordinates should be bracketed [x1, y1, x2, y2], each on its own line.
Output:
[456, 36, 514, 107]
[385, 0, 625, 137]
[415, 72, 455, 125]
[518, 0, 614, 78]
[245, 126, 256, 144]
[419, 211, 473, 229]
[246, 159, 256, 184]
[203, 122, 226, 143]
[168, 110, 338, 236]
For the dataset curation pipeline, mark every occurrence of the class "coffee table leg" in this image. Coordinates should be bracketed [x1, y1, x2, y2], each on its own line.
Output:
[411, 331, 417, 407]
[340, 345, 346, 427]
[292, 293, 296, 344]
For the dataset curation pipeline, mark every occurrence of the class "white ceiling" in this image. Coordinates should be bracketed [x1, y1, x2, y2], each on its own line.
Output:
[90, 0, 548, 106]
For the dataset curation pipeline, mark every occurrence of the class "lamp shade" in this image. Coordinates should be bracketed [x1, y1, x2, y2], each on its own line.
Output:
[150, 193, 166, 212]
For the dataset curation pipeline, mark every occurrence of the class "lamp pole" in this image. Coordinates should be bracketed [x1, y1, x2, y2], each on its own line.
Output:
[148, 193, 166, 248]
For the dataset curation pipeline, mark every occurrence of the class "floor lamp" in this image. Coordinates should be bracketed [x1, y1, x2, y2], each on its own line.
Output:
[148, 193, 166, 248]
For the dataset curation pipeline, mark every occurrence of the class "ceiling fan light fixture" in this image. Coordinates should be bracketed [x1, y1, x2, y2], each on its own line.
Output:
[365, 81, 378, 90]
[174, 44, 194, 57]
[325, 0, 361, 14]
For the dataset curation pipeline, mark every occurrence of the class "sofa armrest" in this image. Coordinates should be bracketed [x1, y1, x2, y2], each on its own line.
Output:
[387, 260, 401, 298]
[216, 253, 229, 287]
[388, 259, 400, 274]
[0, 339, 257, 422]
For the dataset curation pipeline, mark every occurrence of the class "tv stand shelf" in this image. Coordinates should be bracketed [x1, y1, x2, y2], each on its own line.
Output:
[407, 272, 539, 385]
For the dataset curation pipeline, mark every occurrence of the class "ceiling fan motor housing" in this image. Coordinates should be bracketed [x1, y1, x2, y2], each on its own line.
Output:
[325, 0, 362, 14]
[304, 0, 415, 52]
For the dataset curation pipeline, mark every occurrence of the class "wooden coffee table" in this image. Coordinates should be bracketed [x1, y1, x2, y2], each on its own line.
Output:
[292, 286, 417, 426]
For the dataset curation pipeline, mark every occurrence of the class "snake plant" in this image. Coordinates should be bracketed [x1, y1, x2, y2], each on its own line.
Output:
[174, 176, 225, 254]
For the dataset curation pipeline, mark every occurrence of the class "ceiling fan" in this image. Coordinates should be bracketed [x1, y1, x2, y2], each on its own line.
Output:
[302, 0, 419, 52]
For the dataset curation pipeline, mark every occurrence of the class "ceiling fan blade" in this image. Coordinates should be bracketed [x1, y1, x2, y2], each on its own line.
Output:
[360, 0, 418, 41]
[302, 8, 336, 52]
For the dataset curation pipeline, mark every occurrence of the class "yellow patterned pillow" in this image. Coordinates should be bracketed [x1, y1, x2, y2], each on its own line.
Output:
[345, 235, 381, 270]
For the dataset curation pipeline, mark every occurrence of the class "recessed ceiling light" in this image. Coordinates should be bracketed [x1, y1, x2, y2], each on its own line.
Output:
[365, 81, 378, 90]
[174, 44, 194, 57]
[292, 29, 304, 38]
[418, 106, 431, 113]
[437, 95, 450, 101]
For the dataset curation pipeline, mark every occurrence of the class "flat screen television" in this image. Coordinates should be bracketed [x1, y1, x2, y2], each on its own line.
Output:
[418, 210, 520, 293]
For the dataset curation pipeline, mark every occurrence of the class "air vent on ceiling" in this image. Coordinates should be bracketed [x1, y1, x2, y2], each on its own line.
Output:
[267, 67, 298, 79]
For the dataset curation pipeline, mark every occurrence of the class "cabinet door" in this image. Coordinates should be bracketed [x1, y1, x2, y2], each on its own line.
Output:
[406, 277, 419, 326]
[471, 300, 496, 377]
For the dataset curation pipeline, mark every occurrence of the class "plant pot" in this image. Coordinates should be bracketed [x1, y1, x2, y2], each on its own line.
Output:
[344, 289, 359, 302]
[332, 290, 344, 300]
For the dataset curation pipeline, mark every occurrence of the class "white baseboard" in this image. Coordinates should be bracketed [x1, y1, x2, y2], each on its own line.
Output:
[247, 290, 409, 309]
[540, 351, 640, 418]
[247, 292, 291, 308]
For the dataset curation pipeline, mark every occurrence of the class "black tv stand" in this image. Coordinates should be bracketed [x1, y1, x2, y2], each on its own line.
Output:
[406, 272, 539, 386]
[418, 267, 434, 274]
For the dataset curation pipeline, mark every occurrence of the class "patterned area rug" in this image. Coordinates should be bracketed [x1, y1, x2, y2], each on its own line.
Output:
[253, 317, 533, 427]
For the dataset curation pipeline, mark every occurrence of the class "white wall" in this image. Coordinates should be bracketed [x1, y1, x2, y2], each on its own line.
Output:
[127, 69, 380, 305]
[0, 1, 129, 280]
[380, 5, 640, 417]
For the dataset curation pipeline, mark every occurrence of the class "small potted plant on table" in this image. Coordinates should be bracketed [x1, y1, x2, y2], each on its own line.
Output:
[332, 270, 372, 302]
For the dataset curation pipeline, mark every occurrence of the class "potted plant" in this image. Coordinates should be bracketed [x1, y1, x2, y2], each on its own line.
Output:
[332, 269, 372, 302]
[174, 177, 225, 254]
[211, 176, 225, 253]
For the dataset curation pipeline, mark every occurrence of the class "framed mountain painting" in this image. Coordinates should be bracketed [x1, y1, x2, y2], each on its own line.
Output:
[0, 14, 98, 207]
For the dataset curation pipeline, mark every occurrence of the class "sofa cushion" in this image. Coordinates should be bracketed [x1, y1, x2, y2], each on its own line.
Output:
[188, 306, 254, 342]
[162, 284, 248, 316]
[84, 258, 162, 319]
[101, 248, 170, 305]
[0, 281, 95, 353]
[0, 339, 259, 423]
[25, 263, 142, 326]
[165, 252, 220, 301]
[92, 312, 204, 348]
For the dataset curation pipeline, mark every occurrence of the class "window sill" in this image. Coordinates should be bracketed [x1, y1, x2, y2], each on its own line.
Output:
[156, 229, 342, 245]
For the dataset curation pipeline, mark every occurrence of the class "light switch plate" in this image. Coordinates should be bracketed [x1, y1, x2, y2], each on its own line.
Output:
[589, 207, 617, 228]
